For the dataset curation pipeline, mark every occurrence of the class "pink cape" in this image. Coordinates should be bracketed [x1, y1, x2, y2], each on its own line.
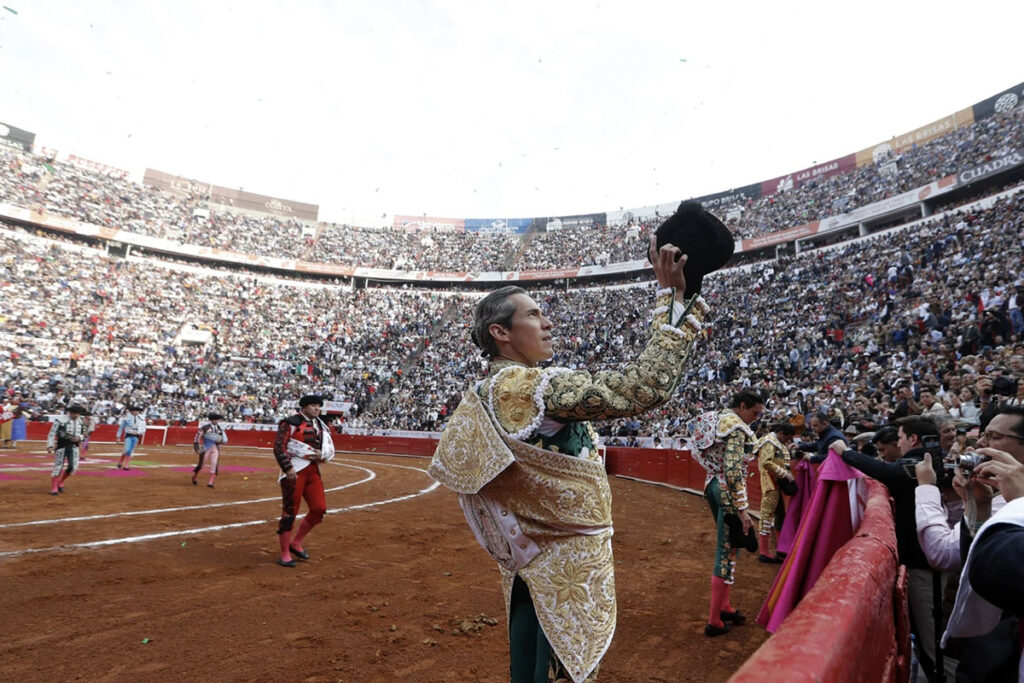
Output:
[776, 457, 818, 555]
[756, 450, 866, 632]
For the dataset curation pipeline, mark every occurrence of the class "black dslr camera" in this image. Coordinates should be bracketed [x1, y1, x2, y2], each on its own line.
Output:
[899, 434, 952, 484]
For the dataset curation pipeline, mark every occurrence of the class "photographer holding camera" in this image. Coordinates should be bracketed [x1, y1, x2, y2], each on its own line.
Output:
[977, 374, 1020, 431]
[921, 405, 1024, 682]
[832, 415, 951, 679]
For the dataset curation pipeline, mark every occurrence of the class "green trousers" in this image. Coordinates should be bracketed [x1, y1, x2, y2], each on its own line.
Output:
[509, 575, 553, 683]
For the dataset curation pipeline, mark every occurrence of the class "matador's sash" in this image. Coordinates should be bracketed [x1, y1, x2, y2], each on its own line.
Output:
[429, 389, 614, 683]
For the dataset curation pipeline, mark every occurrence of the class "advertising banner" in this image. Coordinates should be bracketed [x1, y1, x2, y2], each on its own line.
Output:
[531, 212, 606, 233]
[406, 271, 475, 282]
[761, 154, 857, 195]
[956, 148, 1024, 186]
[971, 81, 1024, 122]
[690, 183, 762, 211]
[392, 215, 466, 232]
[741, 175, 959, 253]
[144, 169, 320, 221]
[281, 400, 354, 415]
[606, 201, 678, 226]
[144, 168, 209, 196]
[740, 222, 822, 252]
[886, 114, 964, 154]
[210, 186, 319, 221]
[294, 261, 356, 277]
[516, 268, 581, 280]
[577, 259, 648, 277]
[66, 154, 130, 179]
[0, 121, 35, 152]
[856, 109, 975, 167]
[464, 217, 532, 234]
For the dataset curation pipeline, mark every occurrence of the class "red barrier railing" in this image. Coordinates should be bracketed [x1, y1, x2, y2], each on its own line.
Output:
[23, 423, 442, 454]
[729, 479, 908, 683]
[605, 447, 763, 512]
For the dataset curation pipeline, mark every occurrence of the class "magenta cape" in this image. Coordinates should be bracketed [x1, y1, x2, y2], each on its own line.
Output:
[756, 450, 866, 632]
[776, 457, 818, 555]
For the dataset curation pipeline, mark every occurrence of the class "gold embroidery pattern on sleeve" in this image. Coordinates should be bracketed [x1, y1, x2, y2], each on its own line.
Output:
[489, 367, 542, 435]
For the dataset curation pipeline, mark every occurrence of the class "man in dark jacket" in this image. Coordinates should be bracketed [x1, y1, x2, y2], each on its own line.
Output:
[831, 416, 946, 681]
[796, 412, 847, 464]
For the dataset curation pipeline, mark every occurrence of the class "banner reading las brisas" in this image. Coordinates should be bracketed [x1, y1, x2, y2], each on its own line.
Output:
[854, 108, 975, 167]
[760, 154, 857, 195]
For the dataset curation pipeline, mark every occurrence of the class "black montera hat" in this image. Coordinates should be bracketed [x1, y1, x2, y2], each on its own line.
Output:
[67, 404, 86, 414]
[650, 200, 735, 296]
[299, 394, 324, 408]
[208, 412, 223, 420]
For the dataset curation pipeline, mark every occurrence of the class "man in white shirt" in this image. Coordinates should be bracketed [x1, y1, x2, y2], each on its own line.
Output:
[1008, 286, 1022, 336]
[917, 406, 1024, 680]
[920, 387, 949, 417]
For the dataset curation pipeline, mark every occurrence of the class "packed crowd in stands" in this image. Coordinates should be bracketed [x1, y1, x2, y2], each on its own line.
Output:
[2, 182, 1022, 436]
[0, 224, 459, 425]
[724, 104, 1024, 240]
[591, 190, 1024, 442]
[311, 224, 519, 272]
[1, 100, 1021, 272]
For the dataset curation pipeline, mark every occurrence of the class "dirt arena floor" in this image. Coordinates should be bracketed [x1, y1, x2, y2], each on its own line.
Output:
[0, 442, 779, 682]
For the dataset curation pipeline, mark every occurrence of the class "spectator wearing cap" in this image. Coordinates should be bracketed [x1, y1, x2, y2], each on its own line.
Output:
[273, 394, 334, 568]
[192, 412, 228, 488]
[116, 405, 147, 470]
[46, 404, 88, 495]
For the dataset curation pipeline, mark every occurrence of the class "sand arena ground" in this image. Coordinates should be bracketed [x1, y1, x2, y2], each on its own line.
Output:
[0, 442, 777, 682]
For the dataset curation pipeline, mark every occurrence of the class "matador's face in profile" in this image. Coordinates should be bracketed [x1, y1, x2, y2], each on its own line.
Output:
[492, 294, 554, 368]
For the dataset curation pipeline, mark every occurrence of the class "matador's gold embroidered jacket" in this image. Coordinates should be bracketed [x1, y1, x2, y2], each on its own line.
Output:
[756, 432, 791, 494]
[430, 286, 709, 683]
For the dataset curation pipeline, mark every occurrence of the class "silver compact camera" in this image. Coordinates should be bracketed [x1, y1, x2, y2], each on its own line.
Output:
[955, 452, 990, 472]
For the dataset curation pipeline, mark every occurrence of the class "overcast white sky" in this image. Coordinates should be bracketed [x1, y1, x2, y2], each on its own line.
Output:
[1, 1, 1022, 225]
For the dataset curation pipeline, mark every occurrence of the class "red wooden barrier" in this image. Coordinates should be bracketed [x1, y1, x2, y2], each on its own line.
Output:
[606, 447, 763, 511]
[729, 480, 906, 683]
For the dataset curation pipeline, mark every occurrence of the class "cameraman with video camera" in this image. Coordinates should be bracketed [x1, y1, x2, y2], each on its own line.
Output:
[831, 416, 950, 681]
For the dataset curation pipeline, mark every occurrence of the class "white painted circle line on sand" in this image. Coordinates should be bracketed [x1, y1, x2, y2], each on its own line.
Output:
[0, 464, 375, 529]
[0, 457, 440, 557]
